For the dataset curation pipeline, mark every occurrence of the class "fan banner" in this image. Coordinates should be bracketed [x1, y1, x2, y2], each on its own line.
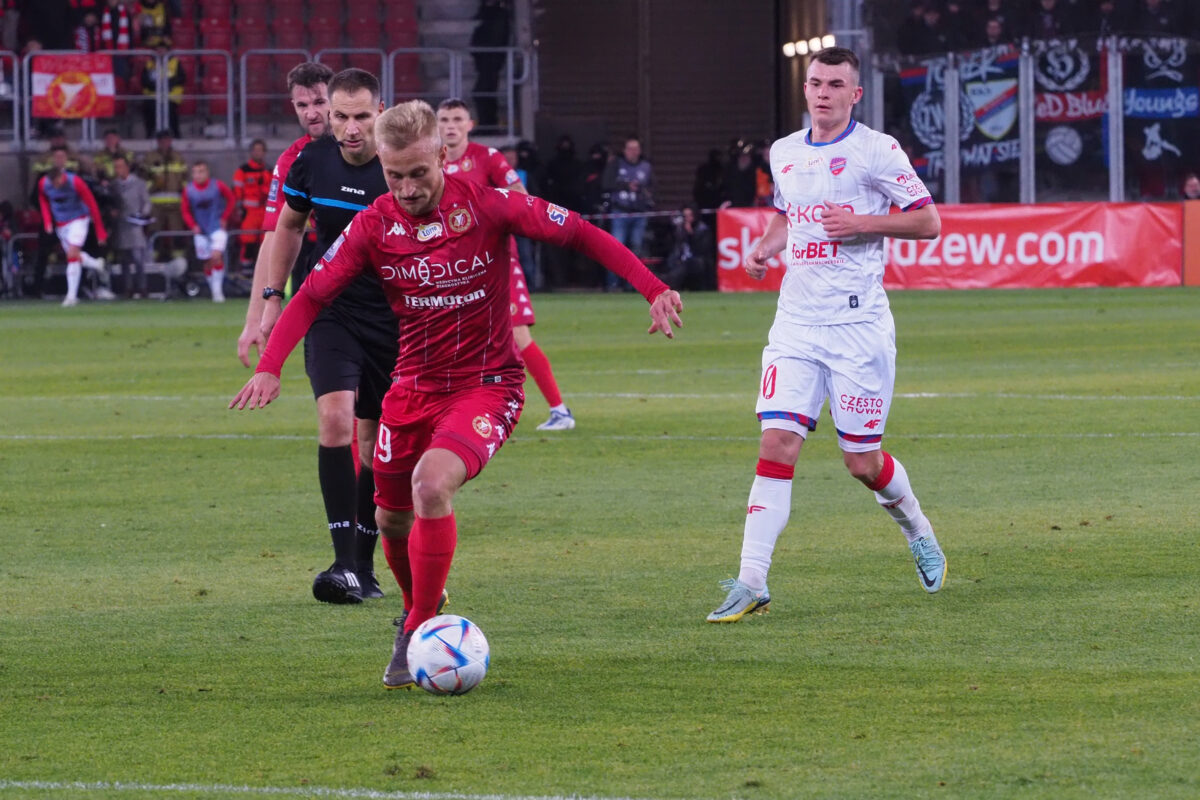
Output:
[716, 203, 1183, 291]
[31, 54, 116, 119]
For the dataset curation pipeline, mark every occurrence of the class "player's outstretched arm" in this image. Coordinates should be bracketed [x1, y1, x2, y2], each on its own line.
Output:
[647, 289, 683, 338]
[237, 230, 275, 367]
[229, 372, 281, 410]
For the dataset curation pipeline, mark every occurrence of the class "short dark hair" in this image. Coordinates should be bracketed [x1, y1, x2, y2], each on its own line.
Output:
[191, 159, 209, 170]
[103, 128, 119, 137]
[112, 154, 129, 165]
[812, 46, 861, 78]
[328, 68, 380, 102]
[437, 97, 472, 115]
[250, 138, 266, 149]
[51, 143, 68, 153]
[286, 61, 334, 92]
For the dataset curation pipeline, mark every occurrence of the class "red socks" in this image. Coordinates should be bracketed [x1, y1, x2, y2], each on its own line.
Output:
[521, 342, 563, 408]
[381, 534, 412, 609]
[405, 512, 458, 632]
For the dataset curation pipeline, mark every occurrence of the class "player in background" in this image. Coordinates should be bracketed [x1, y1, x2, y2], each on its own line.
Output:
[181, 160, 235, 303]
[257, 68, 395, 605]
[232, 138, 270, 268]
[237, 61, 334, 367]
[37, 145, 110, 307]
[230, 100, 684, 689]
[437, 98, 576, 431]
[707, 47, 947, 623]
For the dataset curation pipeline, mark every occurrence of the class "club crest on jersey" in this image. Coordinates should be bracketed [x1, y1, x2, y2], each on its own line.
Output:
[448, 208, 473, 233]
[472, 415, 492, 438]
[460, 157, 474, 172]
[830, 157, 847, 176]
[416, 222, 443, 242]
[546, 203, 568, 226]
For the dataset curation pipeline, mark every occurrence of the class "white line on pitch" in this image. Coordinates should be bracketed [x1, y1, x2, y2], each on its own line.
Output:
[0, 779, 672, 800]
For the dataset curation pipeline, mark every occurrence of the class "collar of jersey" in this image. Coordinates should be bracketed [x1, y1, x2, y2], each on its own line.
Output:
[805, 118, 856, 147]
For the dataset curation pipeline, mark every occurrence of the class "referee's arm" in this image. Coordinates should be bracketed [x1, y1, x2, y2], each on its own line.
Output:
[258, 203, 310, 341]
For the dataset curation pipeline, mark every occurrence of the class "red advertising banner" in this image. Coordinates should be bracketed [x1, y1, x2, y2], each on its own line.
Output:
[716, 203, 1183, 291]
[31, 54, 116, 119]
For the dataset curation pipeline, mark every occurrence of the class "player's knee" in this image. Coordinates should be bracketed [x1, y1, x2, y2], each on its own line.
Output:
[410, 473, 455, 514]
[843, 450, 883, 485]
[377, 507, 412, 538]
[315, 407, 354, 446]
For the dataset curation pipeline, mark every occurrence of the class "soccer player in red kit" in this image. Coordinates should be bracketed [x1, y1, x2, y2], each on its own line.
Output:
[237, 61, 333, 367]
[437, 98, 576, 431]
[230, 100, 683, 689]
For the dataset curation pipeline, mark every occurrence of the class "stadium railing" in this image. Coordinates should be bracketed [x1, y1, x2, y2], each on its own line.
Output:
[0, 50, 19, 149]
[15, 45, 535, 149]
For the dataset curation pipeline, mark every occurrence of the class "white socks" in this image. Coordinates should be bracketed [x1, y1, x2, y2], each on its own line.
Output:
[737, 459, 794, 592]
[870, 452, 933, 543]
[65, 261, 81, 300]
[208, 268, 225, 302]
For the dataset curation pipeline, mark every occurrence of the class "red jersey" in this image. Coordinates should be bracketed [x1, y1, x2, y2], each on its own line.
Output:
[262, 134, 312, 232]
[258, 176, 667, 392]
[443, 142, 521, 189]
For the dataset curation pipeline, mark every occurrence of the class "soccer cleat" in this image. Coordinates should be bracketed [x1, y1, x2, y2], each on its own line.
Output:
[93, 286, 116, 301]
[536, 408, 576, 431]
[383, 624, 414, 690]
[311, 564, 364, 605]
[706, 578, 771, 623]
[356, 569, 384, 599]
[61, 297, 78, 307]
[910, 533, 947, 593]
[396, 588, 448, 629]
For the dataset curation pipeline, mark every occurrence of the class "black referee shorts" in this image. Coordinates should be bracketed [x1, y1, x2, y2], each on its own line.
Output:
[303, 308, 398, 421]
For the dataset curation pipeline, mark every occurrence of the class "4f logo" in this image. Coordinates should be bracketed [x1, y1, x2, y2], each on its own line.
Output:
[863, 419, 881, 430]
[747, 504, 766, 514]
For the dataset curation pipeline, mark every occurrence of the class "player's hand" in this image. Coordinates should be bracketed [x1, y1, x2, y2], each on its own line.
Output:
[647, 289, 683, 339]
[229, 372, 280, 410]
[44, 226, 53, 235]
[819, 201, 860, 239]
[745, 242, 774, 280]
[259, 299, 282, 342]
[97, 236, 108, 246]
[236, 319, 264, 367]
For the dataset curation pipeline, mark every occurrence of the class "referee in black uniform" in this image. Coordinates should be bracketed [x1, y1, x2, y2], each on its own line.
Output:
[259, 69, 395, 604]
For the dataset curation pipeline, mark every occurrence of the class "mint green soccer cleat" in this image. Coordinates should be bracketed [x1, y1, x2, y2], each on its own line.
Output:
[910, 533, 947, 593]
[706, 578, 771, 623]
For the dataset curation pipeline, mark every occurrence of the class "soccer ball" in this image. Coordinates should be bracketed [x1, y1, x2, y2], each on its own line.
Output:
[407, 614, 490, 695]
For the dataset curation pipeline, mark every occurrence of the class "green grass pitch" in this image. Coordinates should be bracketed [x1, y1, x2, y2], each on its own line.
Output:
[1, 288, 1198, 800]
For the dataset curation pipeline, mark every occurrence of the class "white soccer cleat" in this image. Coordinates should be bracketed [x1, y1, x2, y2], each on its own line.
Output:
[536, 408, 576, 431]
[61, 296, 78, 307]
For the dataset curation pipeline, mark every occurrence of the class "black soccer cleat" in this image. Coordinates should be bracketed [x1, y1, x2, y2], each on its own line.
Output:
[312, 564, 364, 605]
[356, 569, 384, 599]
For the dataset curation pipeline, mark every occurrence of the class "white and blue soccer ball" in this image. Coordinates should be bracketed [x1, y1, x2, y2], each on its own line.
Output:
[407, 614, 490, 695]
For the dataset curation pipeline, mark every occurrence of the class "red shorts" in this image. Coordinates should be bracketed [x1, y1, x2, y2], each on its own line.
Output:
[372, 382, 525, 511]
[509, 259, 536, 326]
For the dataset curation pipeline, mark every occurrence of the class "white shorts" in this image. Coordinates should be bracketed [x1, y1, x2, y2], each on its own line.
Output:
[55, 218, 90, 251]
[755, 312, 896, 453]
[193, 229, 228, 260]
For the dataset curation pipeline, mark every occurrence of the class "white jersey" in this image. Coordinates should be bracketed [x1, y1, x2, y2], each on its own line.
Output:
[770, 119, 931, 326]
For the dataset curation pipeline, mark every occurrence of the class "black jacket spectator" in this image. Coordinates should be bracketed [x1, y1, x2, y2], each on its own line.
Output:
[541, 135, 585, 212]
[693, 149, 725, 211]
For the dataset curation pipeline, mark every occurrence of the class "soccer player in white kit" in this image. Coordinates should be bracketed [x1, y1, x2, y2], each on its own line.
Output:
[707, 47, 947, 623]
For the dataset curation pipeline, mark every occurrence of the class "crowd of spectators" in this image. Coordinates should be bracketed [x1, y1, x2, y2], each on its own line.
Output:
[894, 0, 1200, 56]
[4, 124, 268, 299]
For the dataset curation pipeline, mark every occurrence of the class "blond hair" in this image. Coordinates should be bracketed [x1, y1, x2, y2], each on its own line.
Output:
[375, 100, 440, 151]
